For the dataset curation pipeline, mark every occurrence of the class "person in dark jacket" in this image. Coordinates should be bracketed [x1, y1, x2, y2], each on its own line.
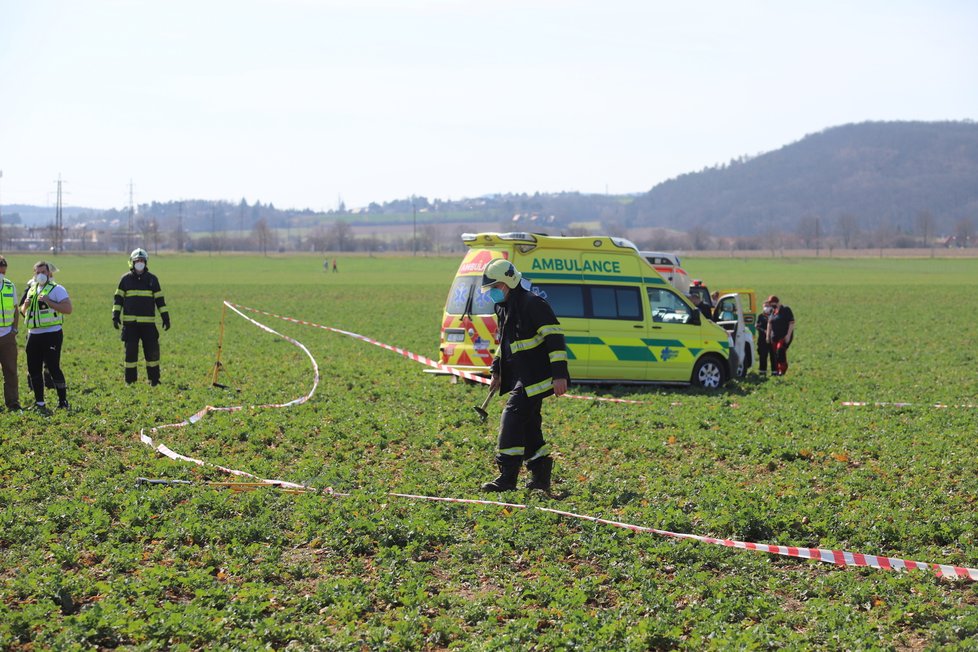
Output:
[765, 294, 795, 376]
[688, 292, 713, 322]
[113, 248, 170, 385]
[480, 259, 569, 493]
[755, 300, 772, 376]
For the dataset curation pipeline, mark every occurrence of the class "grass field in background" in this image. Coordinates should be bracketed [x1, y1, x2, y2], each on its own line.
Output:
[1, 252, 977, 649]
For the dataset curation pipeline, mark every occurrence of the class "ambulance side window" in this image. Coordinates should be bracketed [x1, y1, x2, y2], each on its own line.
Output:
[535, 284, 585, 318]
[647, 288, 693, 324]
[590, 286, 642, 321]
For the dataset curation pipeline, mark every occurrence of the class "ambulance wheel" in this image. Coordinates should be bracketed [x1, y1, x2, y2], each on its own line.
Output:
[692, 355, 727, 389]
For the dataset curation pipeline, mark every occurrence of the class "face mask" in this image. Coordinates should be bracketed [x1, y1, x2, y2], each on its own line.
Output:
[0, 273, 5, 284]
[134, 262, 146, 272]
[488, 287, 506, 304]
[763, 306, 772, 314]
[35, 273, 48, 286]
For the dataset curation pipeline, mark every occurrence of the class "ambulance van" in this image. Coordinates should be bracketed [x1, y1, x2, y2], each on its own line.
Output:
[439, 232, 746, 388]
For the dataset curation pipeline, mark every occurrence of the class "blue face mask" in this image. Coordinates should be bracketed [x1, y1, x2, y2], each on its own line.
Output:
[487, 287, 506, 304]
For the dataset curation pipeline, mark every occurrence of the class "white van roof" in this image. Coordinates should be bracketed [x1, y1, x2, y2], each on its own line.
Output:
[639, 251, 682, 266]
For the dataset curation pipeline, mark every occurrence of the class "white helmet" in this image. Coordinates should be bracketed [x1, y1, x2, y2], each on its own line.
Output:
[480, 259, 522, 290]
[129, 248, 148, 270]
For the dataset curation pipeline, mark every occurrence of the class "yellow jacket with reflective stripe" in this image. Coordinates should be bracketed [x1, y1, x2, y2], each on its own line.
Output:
[25, 281, 63, 329]
[0, 278, 16, 328]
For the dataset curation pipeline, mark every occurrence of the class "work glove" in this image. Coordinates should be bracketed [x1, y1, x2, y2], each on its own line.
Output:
[161, 313, 171, 331]
[113, 315, 121, 330]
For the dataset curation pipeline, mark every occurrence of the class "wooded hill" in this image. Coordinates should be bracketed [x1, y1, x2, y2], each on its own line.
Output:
[629, 120, 978, 237]
[6, 121, 976, 251]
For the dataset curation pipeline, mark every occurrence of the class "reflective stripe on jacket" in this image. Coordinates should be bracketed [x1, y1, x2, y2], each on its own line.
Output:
[0, 279, 15, 328]
[26, 281, 64, 329]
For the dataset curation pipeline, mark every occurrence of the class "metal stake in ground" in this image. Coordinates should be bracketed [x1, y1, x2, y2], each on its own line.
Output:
[474, 388, 496, 423]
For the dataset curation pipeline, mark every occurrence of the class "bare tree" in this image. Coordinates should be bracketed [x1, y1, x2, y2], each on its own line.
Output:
[836, 213, 860, 249]
[953, 217, 975, 247]
[763, 227, 783, 257]
[252, 218, 276, 255]
[307, 225, 329, 252]
[796, 215, 819, 249]
[915, 210, 936, 247]
[688, 226, 712, 251]
[327, 220, 353, 251]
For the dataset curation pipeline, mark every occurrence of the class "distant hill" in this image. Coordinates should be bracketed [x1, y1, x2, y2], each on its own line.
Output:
[629, 121, 978, 237]
[7, 121, 977, 252]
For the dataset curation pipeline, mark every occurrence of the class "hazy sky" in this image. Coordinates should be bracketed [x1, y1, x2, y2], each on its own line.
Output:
[2, 0, 976, 211]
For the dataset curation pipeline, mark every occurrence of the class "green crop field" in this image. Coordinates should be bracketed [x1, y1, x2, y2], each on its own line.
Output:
[1, 252, 977, 650]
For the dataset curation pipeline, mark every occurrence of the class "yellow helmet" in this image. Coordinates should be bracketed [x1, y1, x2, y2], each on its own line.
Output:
[481, 259, 521, 290]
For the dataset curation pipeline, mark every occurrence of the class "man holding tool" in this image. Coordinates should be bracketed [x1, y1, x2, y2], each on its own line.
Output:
[113, 248, 170, 385]
[479, 259, 569, 493]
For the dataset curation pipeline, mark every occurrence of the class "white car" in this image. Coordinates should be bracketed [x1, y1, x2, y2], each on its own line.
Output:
[713, 292, 756, 378]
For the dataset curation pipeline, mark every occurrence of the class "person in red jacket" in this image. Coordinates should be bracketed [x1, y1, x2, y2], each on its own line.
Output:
[480, 259, 569, 493]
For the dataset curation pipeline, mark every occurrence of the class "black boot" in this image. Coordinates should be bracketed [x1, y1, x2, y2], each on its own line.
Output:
[481, 457, 521, 492]
[526, 456, 554, 491]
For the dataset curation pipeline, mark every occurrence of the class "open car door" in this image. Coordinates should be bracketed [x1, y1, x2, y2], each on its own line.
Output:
[714, 292, 753, 378]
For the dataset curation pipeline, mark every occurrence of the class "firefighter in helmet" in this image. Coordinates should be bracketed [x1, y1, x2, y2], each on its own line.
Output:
[113, 248, 170, 385]
[480, 258, 569, 493]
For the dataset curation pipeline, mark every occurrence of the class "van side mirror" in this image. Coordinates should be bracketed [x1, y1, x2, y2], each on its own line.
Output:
[688, 311, 701, 326]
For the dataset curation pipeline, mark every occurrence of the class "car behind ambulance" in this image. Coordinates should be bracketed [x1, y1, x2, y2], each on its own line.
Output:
[439, 232, 750, 388]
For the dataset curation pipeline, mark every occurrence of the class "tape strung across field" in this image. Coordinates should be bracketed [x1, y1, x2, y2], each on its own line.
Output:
[841, 401, 978, 409]
[139, 301, 978, 582]
[139, 302, 320, 490]
[228, 303, 670, 406]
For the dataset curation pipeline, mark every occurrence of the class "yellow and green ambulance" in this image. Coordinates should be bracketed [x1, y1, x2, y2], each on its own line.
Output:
[439, 232, 749, 388]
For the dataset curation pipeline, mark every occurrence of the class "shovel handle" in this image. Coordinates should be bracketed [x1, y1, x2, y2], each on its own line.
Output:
[479, 388, 496, 410]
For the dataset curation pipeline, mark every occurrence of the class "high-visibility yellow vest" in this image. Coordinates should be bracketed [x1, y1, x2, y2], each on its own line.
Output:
[26, 282, 64, 330]
[0, 279, 15, 328]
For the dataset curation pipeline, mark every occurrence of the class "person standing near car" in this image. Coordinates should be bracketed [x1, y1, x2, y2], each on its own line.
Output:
[113, 248, 170, 385]
[480, 259, 569, 493]
[689, 292, 713, 322]
[755, 300, 772, 377]
[0, 256, 21, 410]
[766, 295, 795, 376]
[20, 261, 72, 410]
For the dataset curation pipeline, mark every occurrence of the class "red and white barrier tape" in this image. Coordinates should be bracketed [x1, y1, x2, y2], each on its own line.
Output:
[139, 302, 326, 491]
[139, 301, 978, 581]
[229, 303, 670, 406]
[389, 494, 978, 581]
[841, 401, 978, 409]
